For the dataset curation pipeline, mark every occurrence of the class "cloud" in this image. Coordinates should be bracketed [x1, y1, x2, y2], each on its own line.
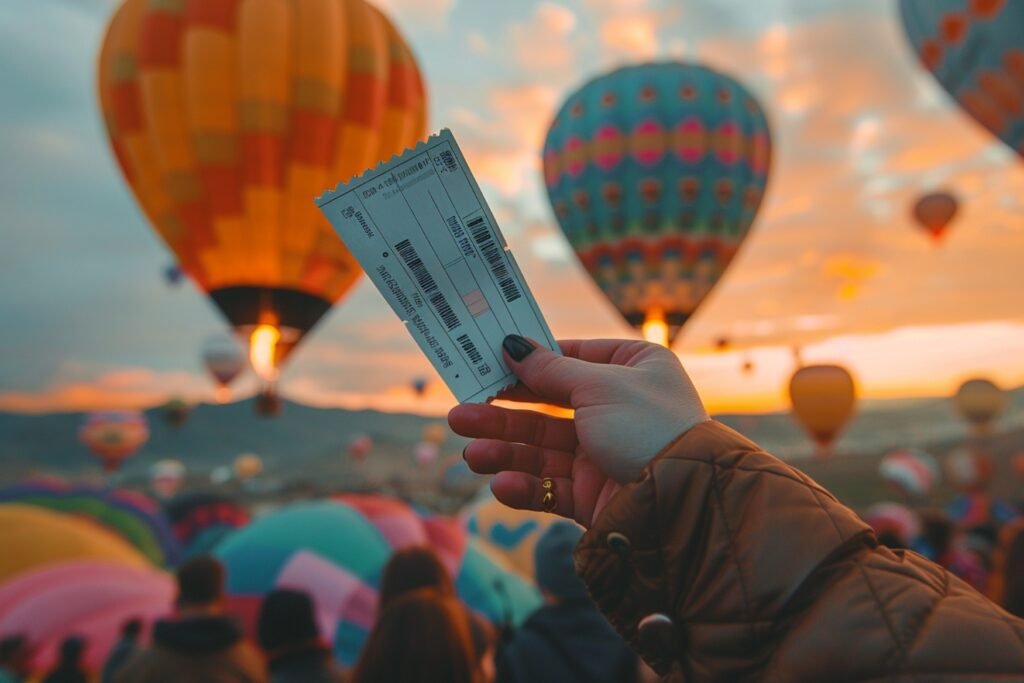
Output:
[507, 3, 580, 75]
[599, 14, 659, 60]
[0, 368, 207, 413]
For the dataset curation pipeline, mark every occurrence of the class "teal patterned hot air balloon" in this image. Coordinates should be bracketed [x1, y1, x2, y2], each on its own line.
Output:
[900, 0, 1024, 159]
[543, 62, 771, 345]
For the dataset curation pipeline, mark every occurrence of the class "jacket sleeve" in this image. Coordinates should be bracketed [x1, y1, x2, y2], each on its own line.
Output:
[574, 421, 1024, 682]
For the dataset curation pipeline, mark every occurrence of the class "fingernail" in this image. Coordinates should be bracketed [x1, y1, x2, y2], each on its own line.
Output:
[502, 334, 535, 362]
[462, 446, 468, 461]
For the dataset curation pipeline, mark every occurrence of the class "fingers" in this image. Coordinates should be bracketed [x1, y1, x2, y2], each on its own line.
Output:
[494, 382, 571, 408]
[491, 472, 576, 519]
[502, 339, 603, 407]
[464, 440, 574, 478]
[558, 338, 653, 366]
[448, 403, 578, 452]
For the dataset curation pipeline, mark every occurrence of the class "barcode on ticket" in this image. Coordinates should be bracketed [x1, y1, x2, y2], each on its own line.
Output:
[397, 238, 461, 331]
[467, 216, 523, 304]
[456, 333, 483, 364]
[315, 128, 560, 404]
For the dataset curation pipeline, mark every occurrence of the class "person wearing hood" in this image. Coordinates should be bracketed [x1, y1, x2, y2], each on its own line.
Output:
[40, 637, 88, 683]
[115, 555, 266, 683]
[496, 521, 636, 683]
[257, 589, 346, 683]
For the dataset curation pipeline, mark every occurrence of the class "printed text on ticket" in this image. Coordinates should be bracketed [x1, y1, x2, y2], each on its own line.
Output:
[315, 129, 559, 404]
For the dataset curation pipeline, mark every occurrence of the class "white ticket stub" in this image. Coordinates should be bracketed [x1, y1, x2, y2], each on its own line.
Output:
[315, 129, 559, 404]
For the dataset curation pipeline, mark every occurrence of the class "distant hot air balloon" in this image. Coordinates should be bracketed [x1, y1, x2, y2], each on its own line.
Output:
[954, 378, 1006, 437]
[543, 62, 772, 346]
[347, 435, 373, 463]
[900, 1, 1024, 161]
[411, 377, 429, 397]
[421, 422, 448, 447]
[912, 191, 958, 242]
[714, 336, 731, 351]
[879, 449, 940, 498]
[150, 459, 186, 500]
[159, 397, 191, 430]
[233, 454, 263, 481]
[413, 441, 440, 467]
[79, 411, 150, 472]
[788, 365, 857, 457]
[98, 0, 427, 384]
[202, 336, 247, 402]
[741, 358, 755, 375]
[164, 264, 183, 286]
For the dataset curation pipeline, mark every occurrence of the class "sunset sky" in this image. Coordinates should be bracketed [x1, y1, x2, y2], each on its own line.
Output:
[3, 0, 1024, 416]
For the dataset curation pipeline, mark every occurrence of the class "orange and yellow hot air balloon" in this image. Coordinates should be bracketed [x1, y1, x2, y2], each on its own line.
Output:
[98, 0, 427, 384]
[788, 365, 857, 458]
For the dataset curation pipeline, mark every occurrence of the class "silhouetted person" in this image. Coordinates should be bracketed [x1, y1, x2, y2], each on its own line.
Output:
[378, 547, 494, 680]
[991, 519, 1024, 618]
[0, 636, 31, 683]
[353, 589, 476, 683]
[378, 546, 455, 606]
[101, 618, 142, 683]
[41, 637, 87, 683]
[495, 522, 635, 683]
[115, 555, 266, 683]
[257, 589, 345, 683]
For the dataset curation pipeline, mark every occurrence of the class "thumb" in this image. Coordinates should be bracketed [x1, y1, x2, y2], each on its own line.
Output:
[502, 335, 597, 406]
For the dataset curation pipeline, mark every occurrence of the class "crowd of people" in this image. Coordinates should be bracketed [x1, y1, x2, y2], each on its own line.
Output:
[3, 336, 1024, 681]
[0, 522, 644, 683]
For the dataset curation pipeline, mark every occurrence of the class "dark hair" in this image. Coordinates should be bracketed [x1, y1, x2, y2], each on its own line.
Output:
[919, 511, 953, 558]
[353, 590, 476, 683]
[175, 555, 225, 607]
[0, 636, 27, 665]
[58, 636, 85, 664]
[257, 589, 320, 655]
[379, 547, 455, 608]
[121, 618, 143, 639]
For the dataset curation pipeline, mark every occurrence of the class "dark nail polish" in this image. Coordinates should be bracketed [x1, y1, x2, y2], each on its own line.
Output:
[503, 334, 535, 362]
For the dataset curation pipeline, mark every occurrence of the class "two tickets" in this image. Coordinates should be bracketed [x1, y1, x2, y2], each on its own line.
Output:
[315, 129, 557, 404]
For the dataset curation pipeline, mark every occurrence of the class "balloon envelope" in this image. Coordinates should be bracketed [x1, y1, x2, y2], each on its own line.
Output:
[879, 449, 940, 498]
[165, 492, 250, 559]
[462, 491, 562, 582]
[912, 191, 958, 241]
[0, 561, 173, 674]
[788, 365, 857, 455]
[150, 459, 187, 499]
[0, 504, 150, 583]
[202, 336, 248, 389]
[900, 1, 1024, 160]
[954, 378, 1006, 435]
[543, 62, 771, 344]
[217, 500, 538, 666]
[78, 410, 149, 471]
[98, 0, 427, 376]
[0, 482, 180, 567]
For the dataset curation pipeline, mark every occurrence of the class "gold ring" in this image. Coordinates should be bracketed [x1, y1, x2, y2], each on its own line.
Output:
[541, 477, 556, 512]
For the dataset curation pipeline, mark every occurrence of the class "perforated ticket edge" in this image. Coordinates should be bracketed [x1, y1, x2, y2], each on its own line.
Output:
[315, 128, 560, 404]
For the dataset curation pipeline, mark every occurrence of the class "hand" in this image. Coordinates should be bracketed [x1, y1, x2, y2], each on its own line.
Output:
[448, 336, 709, 527]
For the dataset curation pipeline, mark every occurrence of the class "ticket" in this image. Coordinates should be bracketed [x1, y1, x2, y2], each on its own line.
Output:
[315, 129, 559, 403]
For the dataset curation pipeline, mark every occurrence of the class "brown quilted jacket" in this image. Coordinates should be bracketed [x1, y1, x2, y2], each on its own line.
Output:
[575, 421, 1024, 682]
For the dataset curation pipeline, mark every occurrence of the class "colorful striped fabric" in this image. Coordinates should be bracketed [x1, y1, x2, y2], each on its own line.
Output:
[98, 0, 427, 366]
[900, 0, 1024, 159]
[543, 62, 771, 344]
